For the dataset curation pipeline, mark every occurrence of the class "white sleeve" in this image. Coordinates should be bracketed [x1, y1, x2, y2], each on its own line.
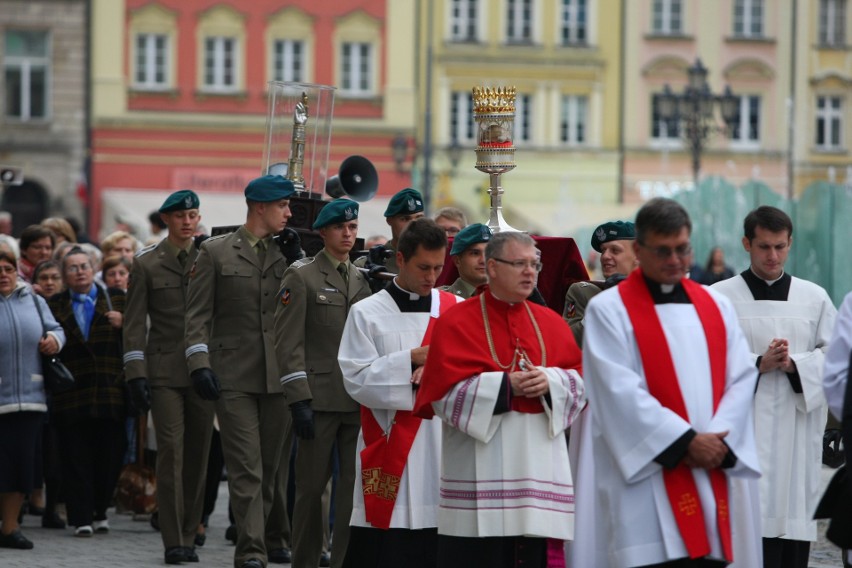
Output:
[824, 293, 852, 420]
[338, 303, 417, 411]
[789, 288, 837, 413]
[432, 371, 505, 443]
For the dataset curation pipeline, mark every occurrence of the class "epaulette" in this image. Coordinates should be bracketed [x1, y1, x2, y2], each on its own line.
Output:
[201, 233, 229, 247]
[291, 257, 316, 269]
[135, 243, 157, 258]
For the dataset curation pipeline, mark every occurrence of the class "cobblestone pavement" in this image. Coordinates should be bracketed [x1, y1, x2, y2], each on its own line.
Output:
[2, 470, 849, 567]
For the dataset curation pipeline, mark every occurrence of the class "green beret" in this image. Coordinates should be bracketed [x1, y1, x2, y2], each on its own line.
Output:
[450, 223, 492, 256]
[383, 188, 424, 217]
[591, 221, 635, 252]
[313, 199, 359, 230]
[244, 175, 296, 202]
[159, 189, 200, 213]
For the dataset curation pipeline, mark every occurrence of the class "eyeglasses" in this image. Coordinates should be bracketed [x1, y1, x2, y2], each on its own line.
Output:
[66, 263, 92, 274]
[639, 242, 693, 259]
[491, 258, 543, 272]
[37, 274, 62, 281]
[0, 265, 16, 275]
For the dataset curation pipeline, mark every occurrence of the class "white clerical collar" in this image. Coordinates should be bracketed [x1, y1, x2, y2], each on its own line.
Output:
[750, 267, 784, 286]
[660, 283, 675, 294]
[392, 277, 421, 301]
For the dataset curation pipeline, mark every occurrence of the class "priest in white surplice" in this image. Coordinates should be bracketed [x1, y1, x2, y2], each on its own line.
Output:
[583, 198, 761, 568]
[414, 231, 585, 568]
[713, 206, 837, 568]
[337, 218, 460, 568]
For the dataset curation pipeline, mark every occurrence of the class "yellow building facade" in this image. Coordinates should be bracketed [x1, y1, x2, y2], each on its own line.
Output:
[415, 0, 625, 236]
[791, 0, 852, 194]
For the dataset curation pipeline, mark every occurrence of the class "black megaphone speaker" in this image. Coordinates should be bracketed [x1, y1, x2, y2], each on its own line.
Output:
[325, 155, 378, 202]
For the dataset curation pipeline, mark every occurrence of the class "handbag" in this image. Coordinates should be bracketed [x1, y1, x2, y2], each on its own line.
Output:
[31, 293, 75, 393]
[115, 414, 158, 515]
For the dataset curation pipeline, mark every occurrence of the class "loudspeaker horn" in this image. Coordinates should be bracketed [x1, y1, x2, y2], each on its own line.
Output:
[325, 155, 378, 202]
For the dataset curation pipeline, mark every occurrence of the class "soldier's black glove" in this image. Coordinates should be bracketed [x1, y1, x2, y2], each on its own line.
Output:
[276, 228, 305, 264]
[289, 400, 315, 440]
[191, 367, 221, 401]
[127, 378, 151, 414]
[368, 244, 392, 267]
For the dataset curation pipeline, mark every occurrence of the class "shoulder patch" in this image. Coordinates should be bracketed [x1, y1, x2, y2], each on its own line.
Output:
[565, 302, 576, 318]
[280, 288, 291, 306]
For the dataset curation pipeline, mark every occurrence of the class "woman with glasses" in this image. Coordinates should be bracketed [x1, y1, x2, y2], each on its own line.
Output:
[46, 247, 127, 537]
[0, 251, 65, 550]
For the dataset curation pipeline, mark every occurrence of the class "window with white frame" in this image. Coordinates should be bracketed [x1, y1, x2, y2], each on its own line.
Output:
[451, 0, 478, 41]
[450, 91, 476, 144]
[815, 95, 843, 149]
[651, 93, 680, 141]
[341, 42, 372, 96]
[273, 40, 303, 83]
[560, 95, 587, 145]
[514, 94, 532, 144]
[561, 0, 588, 45]
[506, 0, 533, 43]
[203, 36, 237, 91]
[4, 30, 49, 120]
[733, 0, 763, 38]
[819, 0, 847, 46]
[652, 0, 683, 35]
[728, 95, 760, 144]
[134, 33, 169, 89]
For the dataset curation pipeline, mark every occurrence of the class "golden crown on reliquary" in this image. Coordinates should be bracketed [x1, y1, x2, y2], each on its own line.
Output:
[472, 86, 517, 114]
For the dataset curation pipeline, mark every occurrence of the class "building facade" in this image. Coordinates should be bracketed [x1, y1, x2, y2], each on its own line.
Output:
[417, 0, 627, 236]
[90, 0, 416, 239]
[621, 0, 794, 203]
[0, 0, 88, 235]
[791, 0, 852, 193]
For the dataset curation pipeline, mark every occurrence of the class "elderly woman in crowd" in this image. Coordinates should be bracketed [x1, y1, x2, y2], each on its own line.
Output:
[101, 256, 131, 292]
[31, 259, 68, 530]
[0, 251, 65, 550]
[100, 231, 137, 262]
[17, 225, 55, 283]
[33, 260, 63, 299]
[46, 247, 127, 537]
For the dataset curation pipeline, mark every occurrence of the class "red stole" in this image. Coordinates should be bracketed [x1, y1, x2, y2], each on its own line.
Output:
[359, 290, 457, 530]
[618, 270, 732, 562]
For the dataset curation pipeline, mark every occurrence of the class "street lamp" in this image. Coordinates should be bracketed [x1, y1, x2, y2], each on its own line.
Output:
[391, 134, 408, 172]
[447, 138, 463, 176]
[657, 58, 739, 186]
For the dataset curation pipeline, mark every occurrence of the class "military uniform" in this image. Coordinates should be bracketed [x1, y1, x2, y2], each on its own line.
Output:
[185, 225, 290, 568]
[441, 277, 476, 299]
[562, 281, 604, 347]
[275, 200, 371, 568]
[124, 236, 215, 555]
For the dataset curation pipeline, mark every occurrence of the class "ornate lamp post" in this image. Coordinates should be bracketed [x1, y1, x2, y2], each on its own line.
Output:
[391, 134, 408, 173]
[656, 58, 739, 187]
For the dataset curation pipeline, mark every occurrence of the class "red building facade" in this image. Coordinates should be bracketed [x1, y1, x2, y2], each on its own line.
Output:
[91, 0, 414, 238]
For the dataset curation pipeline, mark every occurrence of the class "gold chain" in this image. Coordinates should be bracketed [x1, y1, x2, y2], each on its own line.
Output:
[480, 293, 547, 371]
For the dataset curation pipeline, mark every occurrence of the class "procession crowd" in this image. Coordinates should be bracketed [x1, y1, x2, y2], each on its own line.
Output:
[0, 177, 850, 568]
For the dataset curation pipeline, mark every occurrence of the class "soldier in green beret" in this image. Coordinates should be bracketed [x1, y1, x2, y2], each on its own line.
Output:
[354, 187, 425, 274]
[184, 175, 297, 568]
[274, 199, 371, 568]
[441, 223, 492, 299]
[124, 189, 214, 564]
[563, 220, 638, 346]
